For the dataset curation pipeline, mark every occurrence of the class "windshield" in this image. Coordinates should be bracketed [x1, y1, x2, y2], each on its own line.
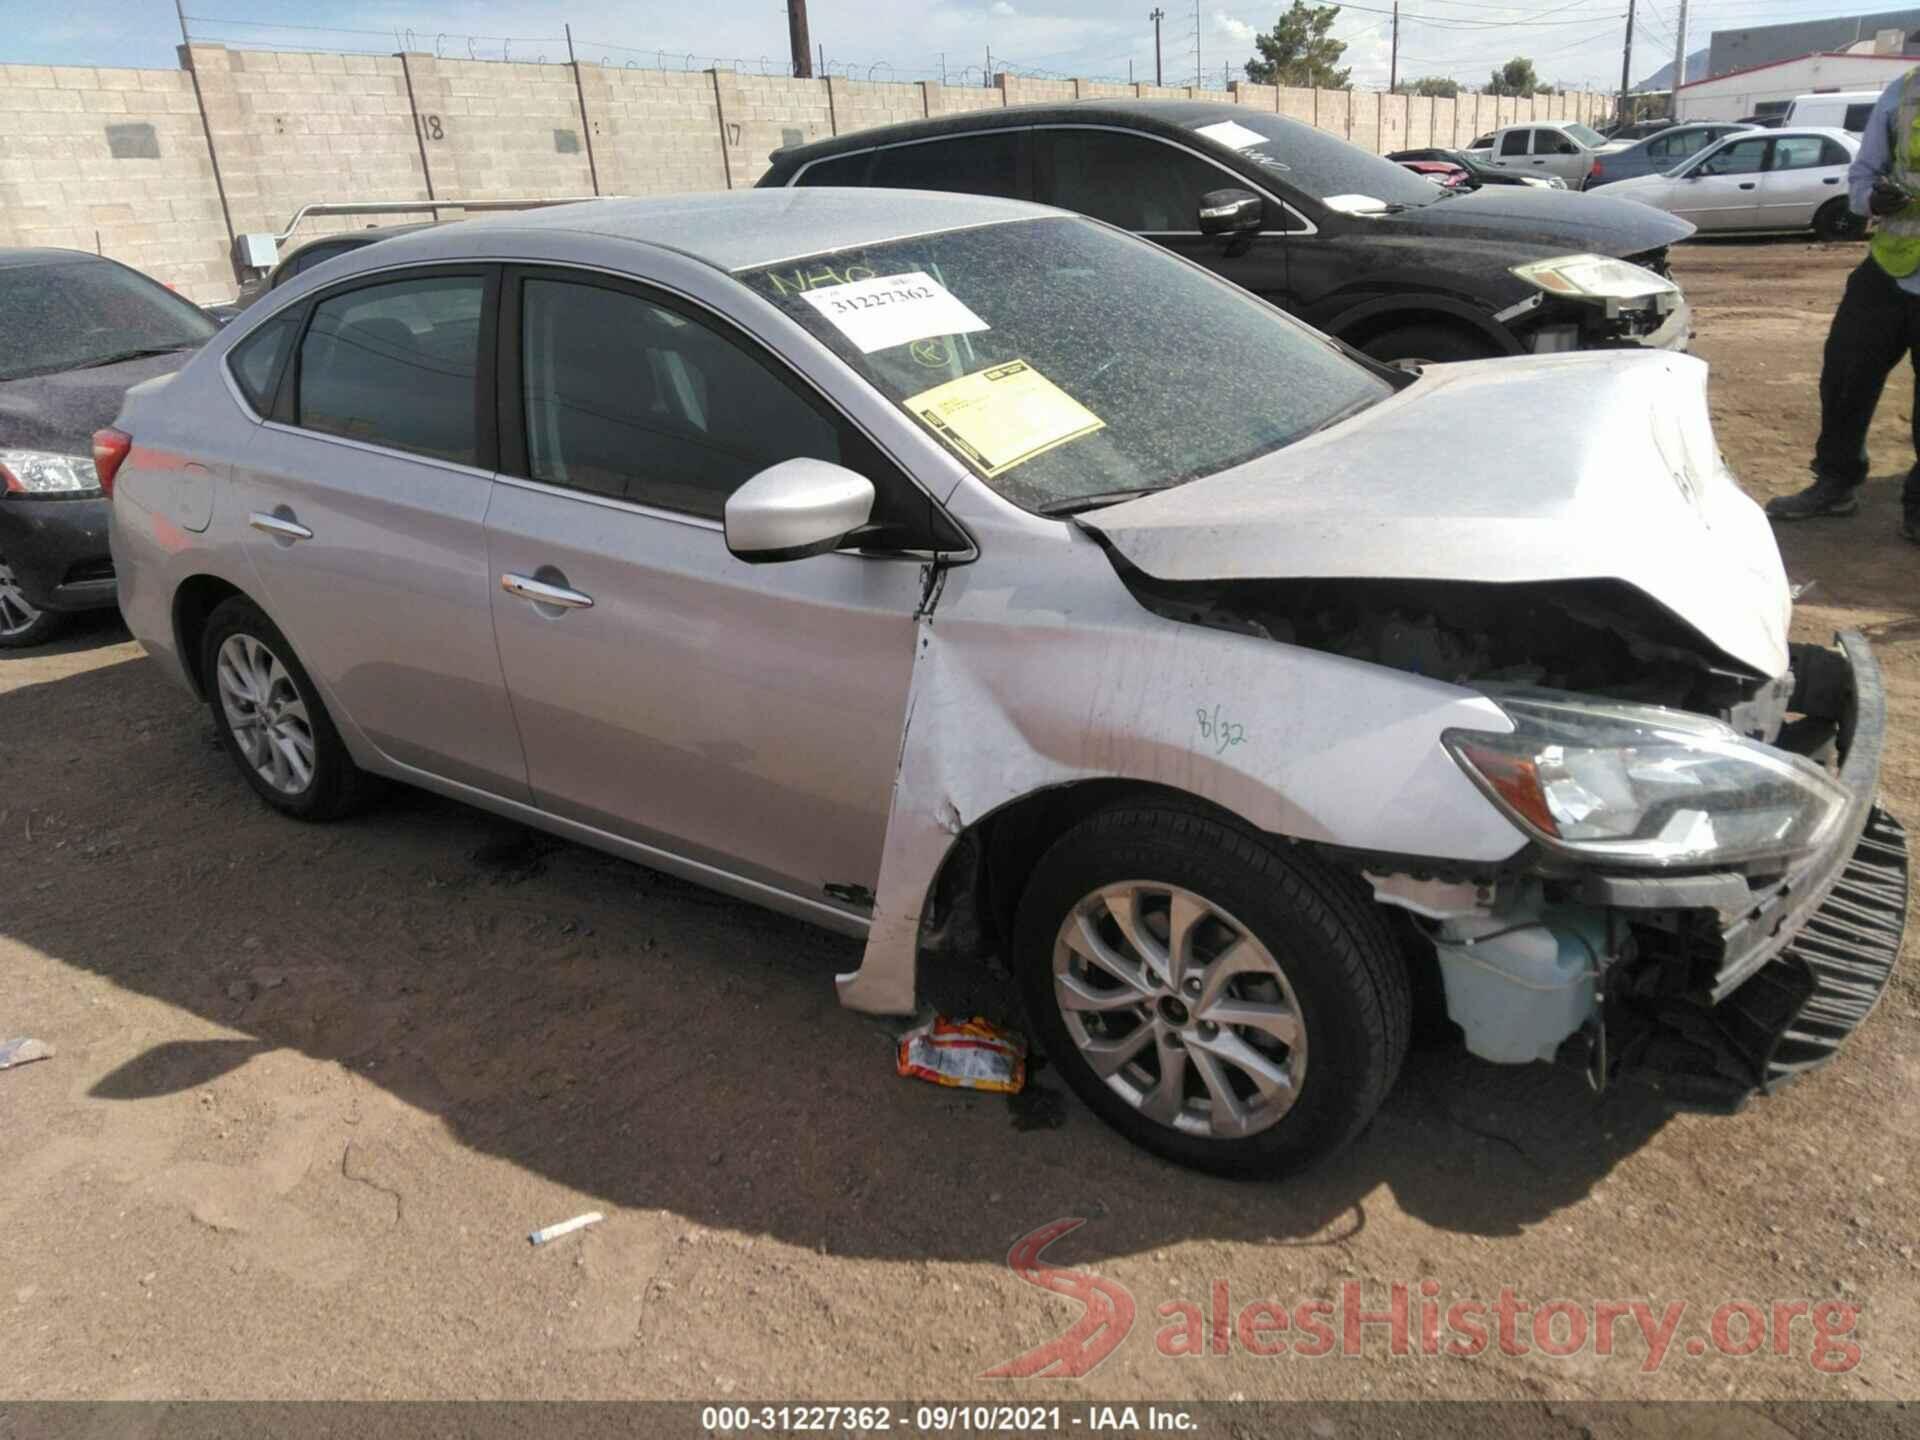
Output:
[1183, 111, 1447, 210]
[0, 258, 216, 382]
[741, 217, 1392, 513]
[1565, 123, 1608, 148]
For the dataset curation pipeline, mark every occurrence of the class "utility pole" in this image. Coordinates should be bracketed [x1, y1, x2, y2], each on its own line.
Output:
[1390, 1, 1399, 93]
[1618, 0, 1635, 124]
[1194, 0, 1202, 88]
[1669, 0, 1689, 118]
[1149, 8, 1164, 86]
[787, 0, 812, 77]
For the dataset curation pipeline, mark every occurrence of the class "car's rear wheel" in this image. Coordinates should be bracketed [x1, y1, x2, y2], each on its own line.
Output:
[1358, 322, 1502, 369]
[1813, 198, 1868, 243]
[1014, 804, 1411, 1178]
[0, 552, 66, 650]
[202, 596, 372, 820]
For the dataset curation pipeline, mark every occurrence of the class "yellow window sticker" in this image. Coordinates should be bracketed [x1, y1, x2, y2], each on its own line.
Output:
[903, 360, 1105, 478]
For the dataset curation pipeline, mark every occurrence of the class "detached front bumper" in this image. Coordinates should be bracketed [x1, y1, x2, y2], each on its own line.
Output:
[0, 495, 116, 613]
[1582, 632, 1908, 1107]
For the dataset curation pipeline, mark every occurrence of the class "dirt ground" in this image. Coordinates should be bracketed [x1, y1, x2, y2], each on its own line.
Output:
[1, 239, 1916, 1411]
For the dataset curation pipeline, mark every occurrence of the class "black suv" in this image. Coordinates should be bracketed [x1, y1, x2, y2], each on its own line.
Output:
[758, 100, 1695, 366]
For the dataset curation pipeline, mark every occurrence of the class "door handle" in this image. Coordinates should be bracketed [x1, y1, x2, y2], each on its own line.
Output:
[248, 511, 313, 542]
[1738, 181, 1756, 190]
[501, 572, 594, 610]
[1823, 176, 1842, 185]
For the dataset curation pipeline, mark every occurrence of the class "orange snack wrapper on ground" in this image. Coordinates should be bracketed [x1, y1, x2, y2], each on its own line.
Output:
[897, 1015, 1027, 1094]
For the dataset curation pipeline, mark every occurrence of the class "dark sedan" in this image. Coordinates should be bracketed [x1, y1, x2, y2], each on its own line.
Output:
[0, 249, 216, 647]
[759, 101, 1694, 366]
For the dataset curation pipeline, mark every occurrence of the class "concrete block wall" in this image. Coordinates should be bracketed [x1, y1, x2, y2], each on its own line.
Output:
[587, 67, 727, 195]
[0, 41, 1616, 303]
[0, 62, 230, 298]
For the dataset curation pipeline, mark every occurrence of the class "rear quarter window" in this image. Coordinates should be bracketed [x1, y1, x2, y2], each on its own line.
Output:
[227, 312, 298, 414]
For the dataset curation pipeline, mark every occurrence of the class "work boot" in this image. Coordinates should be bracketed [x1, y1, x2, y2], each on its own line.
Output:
[1766, 474, 1861, 520]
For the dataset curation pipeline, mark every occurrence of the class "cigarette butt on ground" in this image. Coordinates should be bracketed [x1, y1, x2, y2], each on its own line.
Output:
[528, 1211, 604, 1247]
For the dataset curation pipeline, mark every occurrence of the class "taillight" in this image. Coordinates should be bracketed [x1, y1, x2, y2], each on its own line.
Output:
[1589, 160, 1603, 178]
[92, 427, 131, 498]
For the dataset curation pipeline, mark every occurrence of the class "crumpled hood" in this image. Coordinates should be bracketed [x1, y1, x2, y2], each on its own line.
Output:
[1082, 351, 1790, 679]
[0, 350, 191, 454]
[1373, 184, 1695, 254]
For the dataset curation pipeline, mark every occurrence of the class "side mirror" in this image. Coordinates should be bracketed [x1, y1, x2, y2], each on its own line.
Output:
[1197, 188, 1264, 235]
[724, 457, 875, 564]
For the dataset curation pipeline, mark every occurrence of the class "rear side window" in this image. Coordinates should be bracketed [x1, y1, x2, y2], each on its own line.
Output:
[1042, 129, 1227, 231]
[1499, 131, 1529, 157]
[1771, 135, 1829, 172]
[519, 277, 842, 518]
[1822, 138, 1853, 166]
[228, 312, 297, 414]
[296, 275, 484, 465]
[794, 151, 874, 186]
[1844, 103, 1874, 133]
[866, 132, 1028, 199]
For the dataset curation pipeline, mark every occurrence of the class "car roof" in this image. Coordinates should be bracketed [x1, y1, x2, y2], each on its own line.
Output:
[0, 247, 107, 271]
[362, 188, 1060, 273]
[766, 97, 1259, 168]
[1713, 125, 1856, 144]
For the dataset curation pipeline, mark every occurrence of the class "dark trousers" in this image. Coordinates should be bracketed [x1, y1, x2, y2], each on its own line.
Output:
[1814, 256, 1920, 506]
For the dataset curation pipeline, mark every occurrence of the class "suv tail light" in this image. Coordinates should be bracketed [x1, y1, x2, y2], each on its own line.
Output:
[92, 428, 132, 498]
[1588, 160, 1603, 179]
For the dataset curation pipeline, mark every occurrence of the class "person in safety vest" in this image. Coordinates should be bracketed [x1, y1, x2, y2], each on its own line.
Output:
[1767, 67, 1920, 543]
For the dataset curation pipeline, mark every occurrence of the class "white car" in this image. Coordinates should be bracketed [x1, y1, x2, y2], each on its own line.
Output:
[1604, 127, 1863, 241]
[1469, 122, 1626, 187]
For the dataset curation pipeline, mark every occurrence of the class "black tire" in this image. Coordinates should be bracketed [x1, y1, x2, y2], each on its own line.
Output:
[1013, 804, 1411, 1179]
[1358, 322, 1502, 368]
[201, 595, 373, 821]
[1813, 198, 1867, 244]
[0, 551, 68, 650]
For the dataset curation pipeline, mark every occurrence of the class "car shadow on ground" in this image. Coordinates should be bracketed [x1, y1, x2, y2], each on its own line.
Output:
[2, 651, 1683, 1266]
[0, 608, 130, 662]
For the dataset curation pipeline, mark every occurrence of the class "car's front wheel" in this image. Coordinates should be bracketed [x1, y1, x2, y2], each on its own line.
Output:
[0, 552, 67, 650]
[1358, 322, 1501, 369]
[1014, 803, 1411, 1178]
[202, 596, 373, 820]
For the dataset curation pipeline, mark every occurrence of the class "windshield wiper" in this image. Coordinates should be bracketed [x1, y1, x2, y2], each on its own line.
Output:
[74, 344, 194, 369]
[1037, 487, 1164, 517]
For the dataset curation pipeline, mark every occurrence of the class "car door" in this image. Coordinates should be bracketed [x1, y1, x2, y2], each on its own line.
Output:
[1758, 134, 1850, 227]
[485, 267, 948, 901]
[1492, 127, 1530, 172]
[231, 265, 530, 797]
[1033, 125, 1295, 312]
[1670, 135, 1772, 230]
[1533, 129, 1587, 184]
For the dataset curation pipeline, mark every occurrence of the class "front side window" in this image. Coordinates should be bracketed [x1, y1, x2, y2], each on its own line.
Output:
[0, 258, 216, 382]
[1695, 137, 1769, 177]
[867, 132, 1028, 199]
[1042, 129, 1227, 231]
[742, 217, 1392, 514]
[296, 274, 483, 465]
[519, 278, 842, 519]
[1844, 103, 1874, 133]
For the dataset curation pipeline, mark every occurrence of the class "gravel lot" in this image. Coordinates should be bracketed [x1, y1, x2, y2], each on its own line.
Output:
[1, 238, 1915, 1408]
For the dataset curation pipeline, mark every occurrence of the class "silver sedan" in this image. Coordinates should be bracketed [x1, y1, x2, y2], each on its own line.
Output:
[103, 191, 1902, 1176]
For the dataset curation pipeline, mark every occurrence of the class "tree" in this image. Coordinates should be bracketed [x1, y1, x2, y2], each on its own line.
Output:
[1243, 2, 1351, 89]
[1486, 57, 1540, 97]
[1395, 76, 1461, 98]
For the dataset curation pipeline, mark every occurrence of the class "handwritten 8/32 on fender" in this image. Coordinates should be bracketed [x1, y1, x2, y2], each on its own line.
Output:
[698, 1405, 1199, 1432]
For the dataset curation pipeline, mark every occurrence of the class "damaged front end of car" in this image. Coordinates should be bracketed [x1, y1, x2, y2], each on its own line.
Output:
[1074, 351, 1908, 1112]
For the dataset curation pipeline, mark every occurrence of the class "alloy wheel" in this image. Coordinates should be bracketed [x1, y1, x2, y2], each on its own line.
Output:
[0, 555, 43, 639]
[215, 632, 316, 795]
[1052, 881, 1307, 1140]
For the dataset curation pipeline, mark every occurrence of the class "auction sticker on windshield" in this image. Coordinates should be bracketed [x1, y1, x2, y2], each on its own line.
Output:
[904, 360, 1105, 477]
[797, 271, 989, 355]
[1193, 119, 1270, 151]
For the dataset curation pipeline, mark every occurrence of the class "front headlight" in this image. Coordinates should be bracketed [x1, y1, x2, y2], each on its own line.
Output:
[1445, 693, 1849, 869]
[0, 449, 101, 497]
[1511, 252, 1675, 301]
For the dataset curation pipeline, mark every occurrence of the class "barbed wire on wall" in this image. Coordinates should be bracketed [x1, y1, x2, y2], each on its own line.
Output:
[175, 12, 1605, 97]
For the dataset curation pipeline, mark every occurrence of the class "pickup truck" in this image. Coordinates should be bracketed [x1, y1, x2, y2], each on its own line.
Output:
[1466, 121, 1628, 187]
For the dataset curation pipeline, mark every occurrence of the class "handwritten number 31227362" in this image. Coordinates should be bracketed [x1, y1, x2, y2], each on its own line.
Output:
[1196, 705, 1247, 755]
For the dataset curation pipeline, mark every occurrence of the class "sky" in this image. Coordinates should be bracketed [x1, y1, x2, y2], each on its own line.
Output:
[6, 0, 1903, 93]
